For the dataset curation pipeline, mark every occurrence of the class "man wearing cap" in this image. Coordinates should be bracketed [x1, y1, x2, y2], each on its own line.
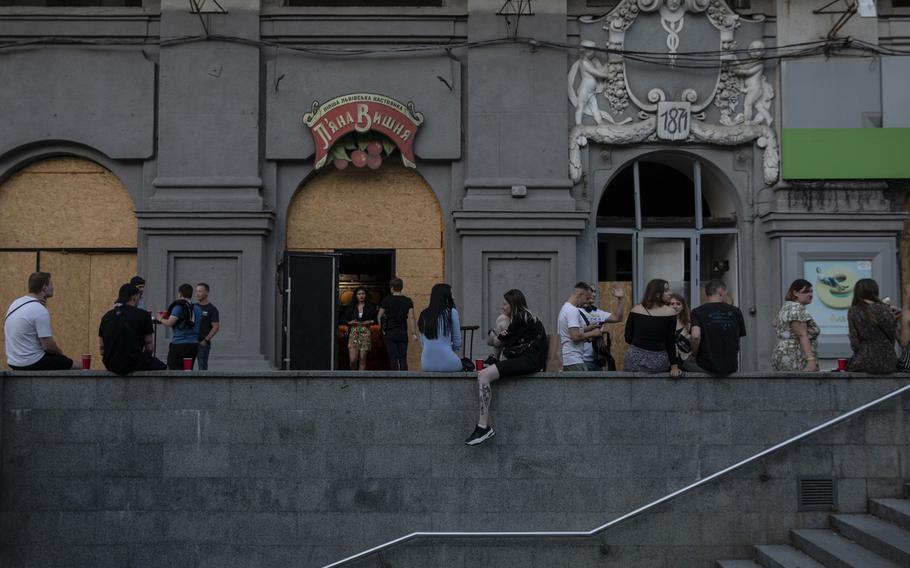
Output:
[130, 276, 147, 310]
[98, 283, 166, 375]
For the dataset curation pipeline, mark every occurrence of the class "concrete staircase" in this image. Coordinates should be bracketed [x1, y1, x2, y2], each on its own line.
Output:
[716, 487, 910, 568]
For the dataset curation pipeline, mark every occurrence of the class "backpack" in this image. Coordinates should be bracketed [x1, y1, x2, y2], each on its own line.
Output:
[166, 299, 195, 329]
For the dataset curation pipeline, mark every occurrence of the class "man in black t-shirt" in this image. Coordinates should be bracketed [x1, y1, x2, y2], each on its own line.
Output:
[195, 283, 221, 370]
[98, 283, 166, 375]
[377, 278, 417, 370]
[686, 279, 747, 375]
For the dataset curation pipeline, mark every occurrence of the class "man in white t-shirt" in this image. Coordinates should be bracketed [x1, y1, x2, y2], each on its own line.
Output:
[4, 272, 76, 370]
[558, 282, 605, 371]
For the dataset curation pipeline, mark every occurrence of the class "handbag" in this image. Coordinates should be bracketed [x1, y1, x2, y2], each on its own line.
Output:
[461, 357, 475, 372]
[898, 344, 910, 372]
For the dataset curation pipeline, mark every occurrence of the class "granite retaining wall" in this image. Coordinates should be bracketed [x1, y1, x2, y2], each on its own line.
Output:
[1, 371, 909, 568]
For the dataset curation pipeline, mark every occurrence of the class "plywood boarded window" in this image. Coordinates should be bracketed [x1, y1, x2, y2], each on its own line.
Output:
[0, 157, 138, 369]
[287, 162, 444, 370]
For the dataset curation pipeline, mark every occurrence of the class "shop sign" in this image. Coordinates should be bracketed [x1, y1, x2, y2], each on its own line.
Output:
[303, 93, 425, 169]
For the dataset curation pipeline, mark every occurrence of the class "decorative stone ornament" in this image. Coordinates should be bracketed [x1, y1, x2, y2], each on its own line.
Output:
[568, 0, 779, 185]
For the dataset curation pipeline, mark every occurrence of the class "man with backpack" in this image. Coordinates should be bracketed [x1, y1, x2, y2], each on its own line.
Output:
[160, 283, 202, 370]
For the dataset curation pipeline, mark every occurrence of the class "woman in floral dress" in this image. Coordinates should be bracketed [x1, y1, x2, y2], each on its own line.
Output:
[771, 278, 820, 372]
[847, 278, 897, 374]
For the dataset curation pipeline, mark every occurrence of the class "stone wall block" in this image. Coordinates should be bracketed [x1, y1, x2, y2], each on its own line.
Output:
[230, 379, 297, 410]
[3, 377, 33, 408]
[4, 443, 99, 477]
[229, 445, 313, 479]
[56, 545, 129, 568]
[95, 378, 165, 410]
[1, 476, 99, 512]
[363, 446, 433, 479]
[325, 479, 402, 513]
[833, 445, 900, 477]
[163, 380, 230, 410]
[632, 379, 698, 410]
[31, 378, 95, 409]
[837, 477, 870, 511]
[599, 411, 668, 445]
[132, 410, 198, 444]
[429, 379, 475, 411]
[431, 444, 500, 479]
[128, 544, 198, 568]
[297, 512, 363, 546]
[498, 445, 568, 479]
[361, 380, 432, 411]
[400, 478, 467, 513]
[163, 444, 228, 478]
[563, 379, 632, 410]
[496, 379, 565, 410]
[667, 411, 733, 445]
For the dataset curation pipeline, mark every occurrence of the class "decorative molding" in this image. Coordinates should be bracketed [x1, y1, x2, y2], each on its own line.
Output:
[569, 0, 777, 185]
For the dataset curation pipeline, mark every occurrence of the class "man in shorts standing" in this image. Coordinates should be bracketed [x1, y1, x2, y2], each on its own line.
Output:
[4, 272, 77, 370]
[195, 282, 220, 370]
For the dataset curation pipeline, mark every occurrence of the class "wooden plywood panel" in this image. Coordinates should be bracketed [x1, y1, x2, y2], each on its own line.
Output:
[287, 162, 442, 250]
[0, 252, 38, 369]
[0, 157, 136, 249]
[40, 252, 91, 365]
[600, 281, 633, 371]
[88, 254, 138, 369]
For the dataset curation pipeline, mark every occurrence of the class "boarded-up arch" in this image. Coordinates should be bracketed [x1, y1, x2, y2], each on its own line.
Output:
[287, 162, 444, 370]
[0, 157, 138, 369]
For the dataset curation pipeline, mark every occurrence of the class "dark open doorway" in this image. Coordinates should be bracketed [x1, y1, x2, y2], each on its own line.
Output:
[336, 249, 395, 370]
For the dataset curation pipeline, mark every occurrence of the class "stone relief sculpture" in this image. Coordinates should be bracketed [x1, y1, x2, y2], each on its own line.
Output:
[569, 0, 779, 185]
[568, 40, 613, 125]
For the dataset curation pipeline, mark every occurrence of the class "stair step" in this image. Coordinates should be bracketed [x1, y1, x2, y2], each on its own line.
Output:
[870, 498, 910, 531]
[755, 544, 826, 568]
[831, 514, 910, 566]
[715, 561, 762, 568]
[791, 529, 901, 568]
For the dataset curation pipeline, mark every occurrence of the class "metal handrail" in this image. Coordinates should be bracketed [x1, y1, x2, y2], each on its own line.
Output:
[322, 381, 910, 568]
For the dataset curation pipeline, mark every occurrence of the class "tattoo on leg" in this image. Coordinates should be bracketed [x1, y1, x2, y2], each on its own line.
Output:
[479, 383, 492, 419]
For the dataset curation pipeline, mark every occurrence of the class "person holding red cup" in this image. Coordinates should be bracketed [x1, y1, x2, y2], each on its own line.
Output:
[159, 283, 202, 371]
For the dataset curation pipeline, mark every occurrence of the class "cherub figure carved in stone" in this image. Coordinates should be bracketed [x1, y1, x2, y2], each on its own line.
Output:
[569, 40, 612, 126]
[733, 39, 774, 125]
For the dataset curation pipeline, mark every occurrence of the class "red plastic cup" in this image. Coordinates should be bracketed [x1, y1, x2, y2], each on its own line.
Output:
[158, 311, 169, 321]
[475, 359, 484, 371]
[183, 357, 193, 371]
[837, 358, 848, 371]
[81, 353, 91, 370]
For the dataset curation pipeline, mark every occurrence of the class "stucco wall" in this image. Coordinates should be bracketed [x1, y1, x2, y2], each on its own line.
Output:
[1, 372, 908, 568]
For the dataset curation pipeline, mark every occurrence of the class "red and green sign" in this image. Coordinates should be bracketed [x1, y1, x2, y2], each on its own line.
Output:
[303, 93, 425, 170]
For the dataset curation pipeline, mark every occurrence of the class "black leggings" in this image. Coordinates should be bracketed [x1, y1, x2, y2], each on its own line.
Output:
[386, 337, 409, 370]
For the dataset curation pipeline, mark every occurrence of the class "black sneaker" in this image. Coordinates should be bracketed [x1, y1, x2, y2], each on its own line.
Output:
[464, 425, 495, 446]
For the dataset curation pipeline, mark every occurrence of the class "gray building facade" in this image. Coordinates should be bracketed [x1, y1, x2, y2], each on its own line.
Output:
[1, 0, 909, 370]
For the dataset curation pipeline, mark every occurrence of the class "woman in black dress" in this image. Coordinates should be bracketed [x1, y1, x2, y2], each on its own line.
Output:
[623, 279, 682, 377]
[465, 288, 547, 446]
[847, 278, 897, 374]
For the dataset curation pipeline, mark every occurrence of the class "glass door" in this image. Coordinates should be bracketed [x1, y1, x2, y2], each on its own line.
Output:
[637, 231, 698, 307]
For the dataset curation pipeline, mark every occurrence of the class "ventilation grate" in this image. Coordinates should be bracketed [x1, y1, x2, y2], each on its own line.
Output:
[798, 477, 837, 512]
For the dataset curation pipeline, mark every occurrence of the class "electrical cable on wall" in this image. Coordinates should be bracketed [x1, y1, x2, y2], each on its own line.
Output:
[1, 34, 908, 67]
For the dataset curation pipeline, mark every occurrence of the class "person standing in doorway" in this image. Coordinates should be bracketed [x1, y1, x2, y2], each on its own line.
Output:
[195, 282, 220, 371]
[344, 287, 377, 371]
[4, 271, 77, 370]
[377, 278, 417, 371]
[160, 283, 202, 370]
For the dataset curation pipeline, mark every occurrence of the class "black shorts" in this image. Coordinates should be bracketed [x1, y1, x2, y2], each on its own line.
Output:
[167, 342, 199, 370]
[9, 352, 74, 371]
[494, 350, 545, 378]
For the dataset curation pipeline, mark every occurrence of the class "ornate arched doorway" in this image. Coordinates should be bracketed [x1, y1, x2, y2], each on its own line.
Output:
[596, 153, 740, 368]
[0, 157, 138, 369]
[285, 161, 444, 370]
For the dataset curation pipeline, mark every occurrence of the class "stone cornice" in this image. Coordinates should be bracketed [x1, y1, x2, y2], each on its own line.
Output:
[453, 211, 588, 235]
[760, 211, 907, 238]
